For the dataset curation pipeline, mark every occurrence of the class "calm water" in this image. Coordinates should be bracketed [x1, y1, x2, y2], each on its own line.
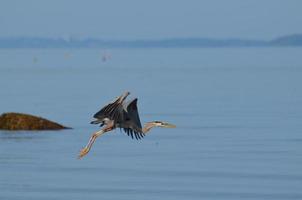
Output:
[0, 48, 302, 200]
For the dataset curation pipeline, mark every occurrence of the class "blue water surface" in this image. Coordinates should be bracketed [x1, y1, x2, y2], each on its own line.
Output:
[0, 47, 302, 200]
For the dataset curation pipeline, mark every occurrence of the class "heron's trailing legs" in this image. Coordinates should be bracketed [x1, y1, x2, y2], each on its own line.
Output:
[78, 120, 114, 159]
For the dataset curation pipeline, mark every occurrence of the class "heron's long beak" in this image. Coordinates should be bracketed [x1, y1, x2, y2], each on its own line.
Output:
[161, 122, 176, 128]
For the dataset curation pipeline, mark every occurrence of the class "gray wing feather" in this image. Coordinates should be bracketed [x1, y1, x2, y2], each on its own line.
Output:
[126, 98, 142, 130]
[123, 98, 144, 139]
[92, 96, 124, 125]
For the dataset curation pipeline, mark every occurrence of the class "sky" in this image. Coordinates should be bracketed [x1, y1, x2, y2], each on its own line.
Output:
[0, 0, 302, 40]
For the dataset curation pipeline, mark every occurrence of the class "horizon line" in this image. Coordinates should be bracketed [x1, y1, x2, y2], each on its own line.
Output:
[0, 33, 302, 41]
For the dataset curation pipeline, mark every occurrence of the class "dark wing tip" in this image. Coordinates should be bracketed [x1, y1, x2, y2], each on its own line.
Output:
[123, 128, 144, 140]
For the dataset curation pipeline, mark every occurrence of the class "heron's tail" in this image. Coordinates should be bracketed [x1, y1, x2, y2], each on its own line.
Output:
[90, 119, 104, 127]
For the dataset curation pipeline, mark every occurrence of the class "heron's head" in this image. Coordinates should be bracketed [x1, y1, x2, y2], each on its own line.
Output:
[151, 121, 176, 128]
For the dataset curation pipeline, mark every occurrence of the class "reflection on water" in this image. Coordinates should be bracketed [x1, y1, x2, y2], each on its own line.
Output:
[0, 48, 302, 200]
[0, 133, 40, 141]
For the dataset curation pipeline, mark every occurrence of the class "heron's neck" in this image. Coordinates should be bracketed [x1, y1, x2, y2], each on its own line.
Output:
[142, 122, 157, 134]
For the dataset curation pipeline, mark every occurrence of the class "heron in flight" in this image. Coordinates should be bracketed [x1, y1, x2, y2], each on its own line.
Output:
[78, 91, 176, 158]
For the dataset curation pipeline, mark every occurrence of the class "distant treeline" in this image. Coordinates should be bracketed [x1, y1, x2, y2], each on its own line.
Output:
[0, 34, 302, 48]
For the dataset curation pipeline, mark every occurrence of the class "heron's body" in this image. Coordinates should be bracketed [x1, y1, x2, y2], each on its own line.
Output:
[78, 92, 175, 158]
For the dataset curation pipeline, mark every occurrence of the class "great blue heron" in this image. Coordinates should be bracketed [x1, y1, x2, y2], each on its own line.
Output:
[78, 91, 176, 158]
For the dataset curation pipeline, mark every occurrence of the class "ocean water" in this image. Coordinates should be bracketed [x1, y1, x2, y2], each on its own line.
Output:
[0, 47, 302, 200]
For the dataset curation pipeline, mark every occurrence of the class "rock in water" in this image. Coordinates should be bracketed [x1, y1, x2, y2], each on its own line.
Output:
[0, 112, 70, 130]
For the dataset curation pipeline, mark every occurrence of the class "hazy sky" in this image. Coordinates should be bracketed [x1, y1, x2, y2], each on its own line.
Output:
[1, 0, 302, 39]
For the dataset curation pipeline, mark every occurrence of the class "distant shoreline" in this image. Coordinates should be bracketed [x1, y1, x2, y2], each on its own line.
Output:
[0, 34, 302, 48]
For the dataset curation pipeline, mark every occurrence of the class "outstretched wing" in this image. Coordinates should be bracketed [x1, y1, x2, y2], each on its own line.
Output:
[122, 98, 144, 139]
[91, 96, 124, 125]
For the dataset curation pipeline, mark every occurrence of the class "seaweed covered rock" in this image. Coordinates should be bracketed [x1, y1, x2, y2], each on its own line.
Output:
[0, 112, 70, 130]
